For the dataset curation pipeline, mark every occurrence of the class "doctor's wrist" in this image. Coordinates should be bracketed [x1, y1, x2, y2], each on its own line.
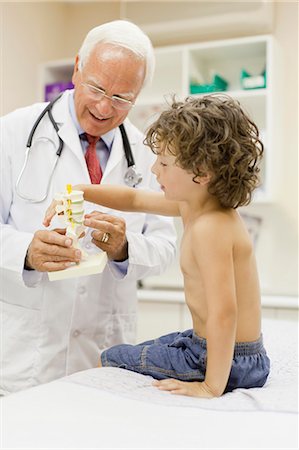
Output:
[112, 241, 128, 262]
[24, 249, 34, 271]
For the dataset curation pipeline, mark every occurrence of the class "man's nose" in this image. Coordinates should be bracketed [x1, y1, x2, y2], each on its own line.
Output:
[95, 96, 114, 115]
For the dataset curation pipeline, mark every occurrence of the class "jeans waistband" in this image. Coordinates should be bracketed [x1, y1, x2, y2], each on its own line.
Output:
[193, 333, 265, 356]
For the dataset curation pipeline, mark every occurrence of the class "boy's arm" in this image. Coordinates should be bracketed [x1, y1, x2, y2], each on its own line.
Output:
[76, 184, 181, 217]
[43, 184, 180, 228]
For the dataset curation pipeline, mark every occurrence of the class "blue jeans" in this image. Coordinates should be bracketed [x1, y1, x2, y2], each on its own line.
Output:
[101, 329, 270, 392]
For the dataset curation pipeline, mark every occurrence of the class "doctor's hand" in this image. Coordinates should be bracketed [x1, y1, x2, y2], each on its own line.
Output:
[25, 229, 82, 272]
[84, 211, 128, 262]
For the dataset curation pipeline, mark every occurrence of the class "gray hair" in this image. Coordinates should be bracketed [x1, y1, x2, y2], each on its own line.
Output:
[78, 20, 155, 88]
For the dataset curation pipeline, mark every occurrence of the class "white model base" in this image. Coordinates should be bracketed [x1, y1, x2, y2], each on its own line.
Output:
[48, 252, 107, 281]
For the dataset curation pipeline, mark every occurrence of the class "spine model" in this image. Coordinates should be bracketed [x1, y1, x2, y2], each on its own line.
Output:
[55, 184, 87, 256]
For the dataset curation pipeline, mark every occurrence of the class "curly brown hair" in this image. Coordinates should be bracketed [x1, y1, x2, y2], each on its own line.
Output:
[144, 94, 264, 209]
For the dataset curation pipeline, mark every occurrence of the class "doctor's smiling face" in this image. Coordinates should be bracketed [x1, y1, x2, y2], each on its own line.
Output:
[72, 43, 146, 137]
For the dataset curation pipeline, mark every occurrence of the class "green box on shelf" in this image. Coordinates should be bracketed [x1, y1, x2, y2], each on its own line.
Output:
[190, 74, 228, 94]
[241, 69, 266, 90]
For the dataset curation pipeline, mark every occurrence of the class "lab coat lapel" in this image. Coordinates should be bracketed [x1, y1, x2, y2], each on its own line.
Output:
[52, 91, 86, 168]
[102, 128, 123, 180]
[102, 121, 137, 181]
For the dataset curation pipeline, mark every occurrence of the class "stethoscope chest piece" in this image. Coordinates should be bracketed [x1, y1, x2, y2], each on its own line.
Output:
[124, 165, 142, 187]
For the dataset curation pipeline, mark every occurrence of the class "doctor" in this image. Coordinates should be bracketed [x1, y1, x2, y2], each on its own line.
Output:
[0, 20, 176, 394]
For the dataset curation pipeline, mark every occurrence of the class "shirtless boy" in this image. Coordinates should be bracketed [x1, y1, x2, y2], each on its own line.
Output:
[44, 94, 270, 398]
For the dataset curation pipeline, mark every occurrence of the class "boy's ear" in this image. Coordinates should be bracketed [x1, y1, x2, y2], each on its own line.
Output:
[199, 172, 212, 186]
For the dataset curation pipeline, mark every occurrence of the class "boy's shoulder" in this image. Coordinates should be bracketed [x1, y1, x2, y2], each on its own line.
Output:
[198, 208, 236, 225]
[191, 209, 236, 240]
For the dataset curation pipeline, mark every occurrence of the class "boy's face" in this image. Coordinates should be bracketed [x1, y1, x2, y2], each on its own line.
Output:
[151, 150, 201, 202]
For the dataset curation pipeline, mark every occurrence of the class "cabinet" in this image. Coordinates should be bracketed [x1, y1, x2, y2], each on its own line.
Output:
[38, 58, 74, 101]
[129, 35, 273, 203]
[136, 291, 298, 343]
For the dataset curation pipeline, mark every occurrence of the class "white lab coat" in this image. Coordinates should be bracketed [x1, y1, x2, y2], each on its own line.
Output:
[0, 91, 176, 394]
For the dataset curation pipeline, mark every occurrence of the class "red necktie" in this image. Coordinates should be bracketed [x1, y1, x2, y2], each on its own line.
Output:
[84, 133, 102, 184]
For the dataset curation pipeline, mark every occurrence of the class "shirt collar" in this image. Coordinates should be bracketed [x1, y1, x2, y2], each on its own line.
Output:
[68, 90, 115, 150]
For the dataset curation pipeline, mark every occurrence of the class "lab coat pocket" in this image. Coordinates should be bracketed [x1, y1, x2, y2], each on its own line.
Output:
[2, 277, 45, 310]
[109, 313, 137, 346]
[1, 301, 41, 393]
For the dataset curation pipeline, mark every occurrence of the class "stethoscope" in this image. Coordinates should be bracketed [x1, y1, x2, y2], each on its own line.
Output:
[15, 93, 143, 203]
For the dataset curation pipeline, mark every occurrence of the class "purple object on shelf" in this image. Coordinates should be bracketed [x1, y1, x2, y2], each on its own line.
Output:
[45, 82, 74, 102]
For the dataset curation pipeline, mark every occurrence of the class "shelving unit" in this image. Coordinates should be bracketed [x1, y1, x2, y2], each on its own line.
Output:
[129, 35, 272, 203]
[38, 58, 74, 102]
[136, 290, 298, 343]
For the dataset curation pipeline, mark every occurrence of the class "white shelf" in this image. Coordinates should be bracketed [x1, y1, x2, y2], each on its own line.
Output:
[129, 35, 273, 202]
[124, 2, 273, 44]
[137, 289, 299, 310]
[38, 58, 74, 101]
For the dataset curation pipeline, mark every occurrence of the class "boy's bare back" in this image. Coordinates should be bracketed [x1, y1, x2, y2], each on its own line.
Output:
[180, 206, 261, 342]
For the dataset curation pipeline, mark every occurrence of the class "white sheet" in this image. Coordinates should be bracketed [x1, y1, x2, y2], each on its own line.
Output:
[2, 317, 298, 449]
[66, 316, 298, 414]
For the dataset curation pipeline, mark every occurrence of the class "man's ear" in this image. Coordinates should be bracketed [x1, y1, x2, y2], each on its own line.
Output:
[72, 55, 80, 84]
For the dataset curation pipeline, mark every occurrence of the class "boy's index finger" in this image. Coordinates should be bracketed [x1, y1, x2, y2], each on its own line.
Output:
[43, 199, 63, 227]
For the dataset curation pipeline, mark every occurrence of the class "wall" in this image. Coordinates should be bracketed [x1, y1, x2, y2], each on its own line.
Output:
[0, 1, 297, 296]
[242, 1, 298, 296]
[0, 2, 68, 114]
[121, 0, 274, 45]
[0, 1, 119, 114]
[62, 2, 121, 57]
